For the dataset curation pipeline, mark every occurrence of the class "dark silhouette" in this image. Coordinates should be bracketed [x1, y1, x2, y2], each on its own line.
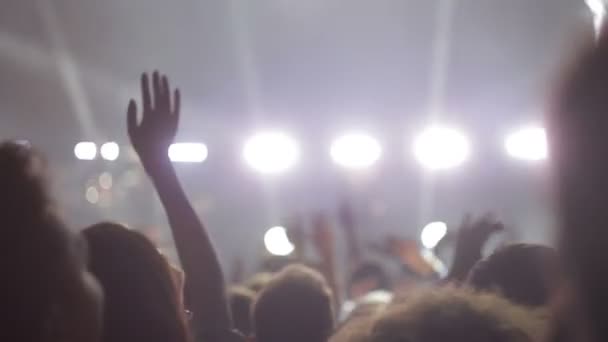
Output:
[127, 71, 233, 340]
[369, 287, 547, 342]
[84, 222, 190, 342]
[228, 286, 255, 336]
[252, 264, 334, 342]
[468, 243, 558, 307]
[0, 142, 102, 342]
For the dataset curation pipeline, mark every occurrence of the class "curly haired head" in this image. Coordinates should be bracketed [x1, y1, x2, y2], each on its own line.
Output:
[369, 287, 548, 342]
[252, 264, 334, 342]
[468, 243, 558, 307]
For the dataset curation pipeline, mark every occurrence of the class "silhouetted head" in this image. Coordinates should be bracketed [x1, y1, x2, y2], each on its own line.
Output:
[0, 141, 102, 342]
[369, 287, 548, 342]
[84, 222, 190, 342]
[468, 243, 559, 307]
[252, 264, 334, 342]
[348, 261, 391, 299]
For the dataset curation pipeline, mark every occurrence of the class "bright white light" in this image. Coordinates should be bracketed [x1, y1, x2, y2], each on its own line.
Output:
[168, 143, 208, 163]
[413, 127, 470, 170]
[420, 221, 447, 249]
[505, 127, 547, 161]
[243, 132, 299, 173]
[587, 0, 606, 33]
[74, 142, 97, 160]
[100, 142, 120, 161]
[330, 133, 382, 169]
[85, 186, 99, 204]
[264, 226, 295, 256]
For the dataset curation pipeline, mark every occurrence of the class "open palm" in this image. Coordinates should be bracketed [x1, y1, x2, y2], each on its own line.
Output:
[127, 71, 180, 171]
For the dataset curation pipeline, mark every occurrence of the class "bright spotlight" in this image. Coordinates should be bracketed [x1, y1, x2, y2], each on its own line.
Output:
[100, 142, 120, 161]
[330, 133, 382, 169]
[420, 221, 447, 249]
[74, 142, 97, 160]
[168, 143, 208, 163]
[413, 127, 470, 170]
[264, 226, 295, 256]
[243, 132, 299, 173]
[505, 127, 547, 161]
[587, 0, 606, 32]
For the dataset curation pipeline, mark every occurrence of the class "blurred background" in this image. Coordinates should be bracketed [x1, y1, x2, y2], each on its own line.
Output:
[0, 0, 595, 272]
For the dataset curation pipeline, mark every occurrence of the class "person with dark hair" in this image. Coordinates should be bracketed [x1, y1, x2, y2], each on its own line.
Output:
[252, 264, 334, 342]
[228, 286, 255, 336]
[0, 141, 102, 341]
[126, 71, 235, 340]
[84, 222, 190, 342]
[467, 243, 558, 307]
[369, 287, 548, 342]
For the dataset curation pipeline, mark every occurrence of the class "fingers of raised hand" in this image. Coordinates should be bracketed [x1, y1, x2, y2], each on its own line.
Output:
[127, 99, 138, 136]
[152, 71, 162, 110]
[173, 88, 180, 117]
[141, 73, 152, 113]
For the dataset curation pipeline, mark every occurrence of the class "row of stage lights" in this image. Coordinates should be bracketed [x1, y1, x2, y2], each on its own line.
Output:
[263, 0, 606, 256]
[74, 126, 548, 172]
[263, 220, 448, 257]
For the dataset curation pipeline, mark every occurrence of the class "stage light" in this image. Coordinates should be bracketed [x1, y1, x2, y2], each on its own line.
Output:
[330, 133, 382, 169]
[98, 172, 113, 190]
[74, 142, 97, 160]
[420, 221, 447, 249]
[505, 127, 547, 161]
[243, 132, 299, 174]
[587, 0, 606, 32]
[264, 226, 295, 256]
[85, 186, 99, 204]
[413, 127, 470, 170]
[100, 142, 120, 161]
[168, 143, 208, 163]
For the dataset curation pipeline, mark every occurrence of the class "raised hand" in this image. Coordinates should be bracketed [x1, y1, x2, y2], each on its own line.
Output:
[447, 213, 504, 282]
[127, 71, 180, 172]
[455, 214, 504, 253]
[125, 72, 233, 337]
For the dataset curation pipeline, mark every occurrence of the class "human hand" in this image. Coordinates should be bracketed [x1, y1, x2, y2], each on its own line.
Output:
[454, 213, 504, 254]
[127, 71, 180, 173]
[448, 213, 504, 281]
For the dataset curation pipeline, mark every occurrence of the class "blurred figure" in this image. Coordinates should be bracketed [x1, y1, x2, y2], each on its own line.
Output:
[446, 214, 504, 282]
[228, 286, 255, 336]
[467, 243, 558, 307]
[331, 301, 386, 342]
[0, 142, 102, 342]
[369, 287, 548, 342]
[245, 272, 274, 293]
[84, 223, 191, 342]
[252, 264, 334, 342]
[348, 261, 391, 300]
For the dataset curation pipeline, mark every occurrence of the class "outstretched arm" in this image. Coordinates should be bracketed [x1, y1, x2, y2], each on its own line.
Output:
[127, 72, 232, 337]
[311, 213, 340, 307]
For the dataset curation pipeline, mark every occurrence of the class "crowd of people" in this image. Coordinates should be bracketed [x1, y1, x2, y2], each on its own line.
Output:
[4, 18, 608, 342]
